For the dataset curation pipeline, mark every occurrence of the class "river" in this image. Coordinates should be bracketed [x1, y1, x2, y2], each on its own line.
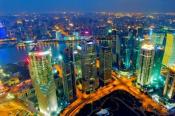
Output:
[0, 42, 67, 66]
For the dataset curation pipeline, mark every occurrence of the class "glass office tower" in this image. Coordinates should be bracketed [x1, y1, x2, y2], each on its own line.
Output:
[61, 43, 76, 103]
[163, 66, 175, 99]
[137, 39, 155, 87]
[81, 40, 99, 94]
[99, 39, 112, 85]
[28, 49, 58, 115]
[116, 29, 140, 76]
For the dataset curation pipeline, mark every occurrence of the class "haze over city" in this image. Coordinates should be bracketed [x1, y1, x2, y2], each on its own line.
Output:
[0, 0, 175, 14]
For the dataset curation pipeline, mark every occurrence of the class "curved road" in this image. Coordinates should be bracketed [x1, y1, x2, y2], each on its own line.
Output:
[61, 71, 168, 116]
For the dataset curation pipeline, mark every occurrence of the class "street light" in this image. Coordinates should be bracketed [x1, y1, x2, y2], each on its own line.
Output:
[58, 54, 63, 61]
[108, 29, 112, 33]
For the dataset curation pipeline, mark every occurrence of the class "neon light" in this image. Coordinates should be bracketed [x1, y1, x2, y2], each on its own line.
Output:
[35, 51, 51, 56]
[85, 31, 89, 34]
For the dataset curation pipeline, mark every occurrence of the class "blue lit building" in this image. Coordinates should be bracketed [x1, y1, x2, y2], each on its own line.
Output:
[116, 29, 140, 76]
[151, 33, 166, 84]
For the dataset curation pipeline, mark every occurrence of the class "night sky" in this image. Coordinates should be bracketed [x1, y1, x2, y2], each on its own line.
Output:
[0, 0, 175, 14]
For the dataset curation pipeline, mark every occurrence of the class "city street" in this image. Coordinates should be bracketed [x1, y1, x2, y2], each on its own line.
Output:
[61, 71, 167, 116]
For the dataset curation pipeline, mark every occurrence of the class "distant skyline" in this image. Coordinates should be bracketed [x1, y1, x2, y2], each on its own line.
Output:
[0, 0, 175, 15]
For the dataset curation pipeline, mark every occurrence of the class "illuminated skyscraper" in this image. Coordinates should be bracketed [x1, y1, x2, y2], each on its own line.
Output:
[163, 66, 175, 99]
[167, 33, 175, 65]
[137, 38, 155, 87]
[81, 40, 99, 94]
[162, 33, 175, 66]
[28, 49, 58, 115]
[61, 43, 76, 103]
[107, 28, 118, 68]
[73, 43, 82, 80]
[99, 39, 112, 85]
[151, 33, 166, 83]
[116, 29, 139, 76]
[151, 45, 165, 81]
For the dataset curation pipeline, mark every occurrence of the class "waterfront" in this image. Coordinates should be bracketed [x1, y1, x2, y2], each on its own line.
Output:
[0, 42, 66, 65]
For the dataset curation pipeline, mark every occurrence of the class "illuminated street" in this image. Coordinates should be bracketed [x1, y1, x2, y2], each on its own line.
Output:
[61, 71, 167, 116]
[0, 96, 34, 116]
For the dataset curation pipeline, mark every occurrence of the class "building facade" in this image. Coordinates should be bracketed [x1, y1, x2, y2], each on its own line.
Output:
[163, 66, 175, 99]
[99, 39, 112, 85]
[115, 29, 140, 76]
[28, 49, 58, 115]
[137, 39, 155, 87]
[81, 40, 99, 94]
[61, 43, 76, 103]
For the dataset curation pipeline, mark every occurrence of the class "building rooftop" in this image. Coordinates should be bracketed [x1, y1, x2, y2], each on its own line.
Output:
[169, 65, 175, 73]
[141, 36, 155, 50]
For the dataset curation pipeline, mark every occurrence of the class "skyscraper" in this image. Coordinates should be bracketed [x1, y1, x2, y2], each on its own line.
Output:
[146, 30, 166, 86]
[73, 43, 82, 80]
[28, 49, 58, 115]
[61, 43, 76, 103]
[151, 45, 165, 81]
[81, 40, 99, 94]
[163, 66, 175, 99]
[162, 33, 175, 66]
[137, 38, 155, 87]
[99, 39, 112, 85]
[115, 29, 139, 76]
[107, 28, 118, 68]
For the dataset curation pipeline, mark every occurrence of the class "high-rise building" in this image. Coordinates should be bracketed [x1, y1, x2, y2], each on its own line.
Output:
[73, 43, 82, 80]
[28, 49, 58, 115]
[151, 45, 165, 81]
[106, 28, 118, 68]
[167, 33, 175, 65]
[116, 29, 139, 76]
[163, 66, 175, 99]
[137, 38, 155, 87]
[162, 33, 175, 66]
[61, 43, 76, 103]
[99, 39, 112, 85]
[53, 41, 77, 106]
[81, 40, 99, 94]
